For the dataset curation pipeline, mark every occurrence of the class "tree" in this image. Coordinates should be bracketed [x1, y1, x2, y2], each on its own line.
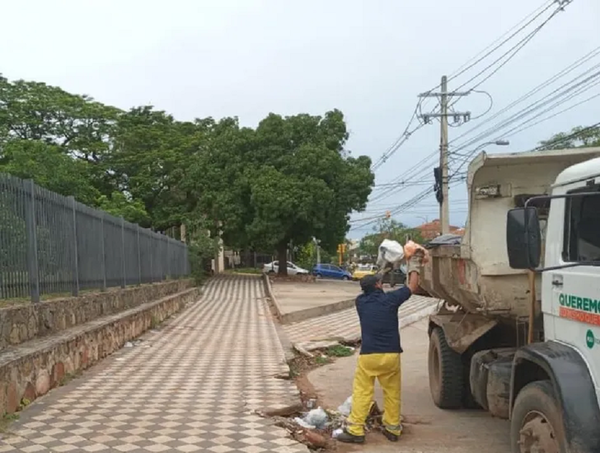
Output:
[186, 110, 374, 275]
[0, 140, 101, 206]
[538, 125, 600, 150]
[109, 106, 207, 230]
[359, 218, 423, 257]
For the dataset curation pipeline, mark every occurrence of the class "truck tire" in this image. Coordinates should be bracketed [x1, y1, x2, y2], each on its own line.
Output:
[428, 327, 464, 409]
[510, 380, 566, 453]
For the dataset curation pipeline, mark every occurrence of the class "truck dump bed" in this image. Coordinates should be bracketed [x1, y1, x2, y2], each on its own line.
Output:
[420, 147, 600, 320]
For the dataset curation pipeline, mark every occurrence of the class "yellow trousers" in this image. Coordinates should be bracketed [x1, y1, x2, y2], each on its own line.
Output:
[347, 353, 402, 437]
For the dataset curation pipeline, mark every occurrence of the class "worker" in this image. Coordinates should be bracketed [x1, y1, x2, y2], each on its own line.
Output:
[336, 250, 423, 444]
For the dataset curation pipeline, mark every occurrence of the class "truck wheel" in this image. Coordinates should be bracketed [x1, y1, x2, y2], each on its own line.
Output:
[510, 380, 566, 453]
[428, 327, 464, 409]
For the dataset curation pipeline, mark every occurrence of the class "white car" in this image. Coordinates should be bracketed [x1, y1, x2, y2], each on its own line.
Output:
[263, 261, 309, 275]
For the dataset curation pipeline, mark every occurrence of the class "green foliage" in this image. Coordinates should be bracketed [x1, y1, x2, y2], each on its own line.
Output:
[0, 75, 375, 278]
[539, 125, 600, 150]
[0, 140, 101, 206]
[359, 218, 424, 256]
[325, 345, 354, 357]
[188, 110, 374, 274]
[295, 241, 333, 270]
[96, 192, 151, 225]
[185, 217, 220, 284]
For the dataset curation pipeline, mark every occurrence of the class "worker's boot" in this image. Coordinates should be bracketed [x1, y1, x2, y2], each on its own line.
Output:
[381, 428, 400, 442]
[336, 430, 365, 444]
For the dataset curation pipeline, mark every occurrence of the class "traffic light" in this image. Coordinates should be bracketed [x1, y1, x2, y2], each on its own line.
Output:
[433, 166, 443, 204]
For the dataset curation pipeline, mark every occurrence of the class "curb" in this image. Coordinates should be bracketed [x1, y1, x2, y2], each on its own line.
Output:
[262, 274, 358, 324]
[400, 300, 439, 328]
[262, 273, 284, 322]
[261, 273, 295, 362]
[280, 297, 356, 324]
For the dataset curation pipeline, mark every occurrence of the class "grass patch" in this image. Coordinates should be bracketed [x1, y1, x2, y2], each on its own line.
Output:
[0, 413, 19, 433]
[315, 356, 331, 365]
[226, 268, 262, 275]
[59, 370, 82, 387]
[325, 345, 355, 357]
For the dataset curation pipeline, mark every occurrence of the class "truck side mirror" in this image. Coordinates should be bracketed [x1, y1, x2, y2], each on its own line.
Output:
[506, 207, 541, 269]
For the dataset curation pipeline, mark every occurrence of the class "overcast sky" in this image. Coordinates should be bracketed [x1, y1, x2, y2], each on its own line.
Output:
[1, 0, 599, 239]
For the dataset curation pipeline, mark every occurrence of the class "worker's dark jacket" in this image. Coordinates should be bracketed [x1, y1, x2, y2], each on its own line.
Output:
[355, 287, 412, 355]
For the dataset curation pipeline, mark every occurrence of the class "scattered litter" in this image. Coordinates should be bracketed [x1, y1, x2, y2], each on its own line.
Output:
[306, 398, 316, 409]
[332, 428, 344, 438]
[124, 339, 144, 348]
[293, 417, 315, 429]
[337, 396, 352, 416]
[302, 407, 328, 430]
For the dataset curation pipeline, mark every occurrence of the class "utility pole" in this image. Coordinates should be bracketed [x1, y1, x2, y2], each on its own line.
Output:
[439, 76, 450, 235]
[418, 76, 471, 235]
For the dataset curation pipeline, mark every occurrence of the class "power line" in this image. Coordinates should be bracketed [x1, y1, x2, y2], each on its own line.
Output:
[452, 1, 567, 93]
[445, 0, 556, 85]
[370, 100, 425, 171]
[369, 0, 566, 174]
[449, 64, 600, 162]
[448, 45, 600, 146]
[449, 120, 600, 179]
[504, 91, 600, 138]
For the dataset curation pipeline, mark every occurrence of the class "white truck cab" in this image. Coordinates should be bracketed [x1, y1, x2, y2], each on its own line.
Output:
[506, 156, 600, 453]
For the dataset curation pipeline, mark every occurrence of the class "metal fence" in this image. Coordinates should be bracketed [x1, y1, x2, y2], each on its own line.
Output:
[0, 174, 190, 302]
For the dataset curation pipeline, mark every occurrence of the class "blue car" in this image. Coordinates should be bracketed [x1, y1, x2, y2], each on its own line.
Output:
[312, 263, 353, 280]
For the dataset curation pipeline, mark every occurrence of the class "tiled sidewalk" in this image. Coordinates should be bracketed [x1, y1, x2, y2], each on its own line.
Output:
[283, 294, 439, 351]
[0, 275, 308, 453]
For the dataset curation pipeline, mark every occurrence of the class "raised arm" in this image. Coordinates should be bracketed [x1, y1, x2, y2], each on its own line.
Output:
[405, 249, 424, 295]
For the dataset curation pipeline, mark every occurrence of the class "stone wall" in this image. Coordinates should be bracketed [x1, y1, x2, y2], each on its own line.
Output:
[0, 280, 193, 351]
[0, 286, 200, 415]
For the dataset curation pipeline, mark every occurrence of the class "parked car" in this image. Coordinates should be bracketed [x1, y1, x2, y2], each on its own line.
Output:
[312, 263, 353, 280]
[352, 264, 378, 281]
[382, 266, 407, 287]
[263, 261, 309, 275]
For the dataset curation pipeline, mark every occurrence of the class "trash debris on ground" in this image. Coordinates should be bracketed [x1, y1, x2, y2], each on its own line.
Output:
[294, 417, 316, 429]
[303, 407, 328, 430]
[337, 396, 352, 416]
[275, 398, 384, 449]
[331, 428, 344, 438]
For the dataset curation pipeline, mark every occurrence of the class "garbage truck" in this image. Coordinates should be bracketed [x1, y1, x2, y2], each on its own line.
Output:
[419, 146, 600, 453]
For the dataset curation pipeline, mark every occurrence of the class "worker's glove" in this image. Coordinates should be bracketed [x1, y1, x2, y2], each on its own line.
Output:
[406, 251, 424, 276]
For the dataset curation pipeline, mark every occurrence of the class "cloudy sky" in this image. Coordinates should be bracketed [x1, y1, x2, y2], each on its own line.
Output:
[1, 0, 598, 238]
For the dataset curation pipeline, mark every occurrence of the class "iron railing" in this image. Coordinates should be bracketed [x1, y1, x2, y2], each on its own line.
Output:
[0, 174, 190, 302]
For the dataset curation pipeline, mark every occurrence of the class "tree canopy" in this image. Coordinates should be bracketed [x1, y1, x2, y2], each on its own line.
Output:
[538, 124, 600, 150]
[0, 75, 375, 274]
[359, 218, 424, 257]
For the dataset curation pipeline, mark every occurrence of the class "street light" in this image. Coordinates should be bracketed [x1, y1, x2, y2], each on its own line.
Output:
[450, 139, 510, 158]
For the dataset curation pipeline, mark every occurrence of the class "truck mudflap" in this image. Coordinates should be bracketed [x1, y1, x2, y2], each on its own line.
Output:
[511, 341, 600, 453]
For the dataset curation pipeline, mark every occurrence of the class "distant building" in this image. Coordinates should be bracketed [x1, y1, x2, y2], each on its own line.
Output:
[417, 219, 465, 240]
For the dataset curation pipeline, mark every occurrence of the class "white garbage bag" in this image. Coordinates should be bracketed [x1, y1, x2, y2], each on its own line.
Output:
[337, 396, 352, 416]
[376, 239, 405, 268]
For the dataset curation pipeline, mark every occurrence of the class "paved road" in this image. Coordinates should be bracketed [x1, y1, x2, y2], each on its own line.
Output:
[1, 275, 308, 452]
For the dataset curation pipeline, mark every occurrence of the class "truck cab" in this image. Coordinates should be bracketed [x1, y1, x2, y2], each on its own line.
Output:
[505, 156, 600, 453]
